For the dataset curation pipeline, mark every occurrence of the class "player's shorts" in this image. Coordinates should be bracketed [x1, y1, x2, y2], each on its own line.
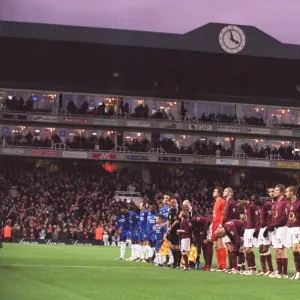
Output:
[155, 239, 163, 252]
[271, 226, 287, 248]
[207, 223, 213, 241]
[258, 226, 271, 246]
[211, 222, 220, 241]
[180, 238, 191, 252]
[139, 230, 147, 242]
[170, 230, 179, 245]
[147, 233, 156, 245]
[286, 227, 300, 248]
[243, 228, 258, 248]
[222, 235, 231, 244]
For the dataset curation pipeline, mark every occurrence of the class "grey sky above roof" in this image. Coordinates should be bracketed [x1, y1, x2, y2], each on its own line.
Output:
[0, 0, 299, 44]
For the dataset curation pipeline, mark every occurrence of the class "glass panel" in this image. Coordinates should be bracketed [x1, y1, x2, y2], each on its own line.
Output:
[268, 108, 292, 124]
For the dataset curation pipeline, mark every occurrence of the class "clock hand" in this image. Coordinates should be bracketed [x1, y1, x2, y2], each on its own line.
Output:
[229, 30, 240, 44]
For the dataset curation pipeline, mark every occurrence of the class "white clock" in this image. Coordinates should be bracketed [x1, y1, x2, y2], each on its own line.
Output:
[219, 25, 246, 54]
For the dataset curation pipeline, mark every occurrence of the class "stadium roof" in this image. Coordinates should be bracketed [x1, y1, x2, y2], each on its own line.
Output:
[1, 21, 300, 59]
[1, 21, 300, 106]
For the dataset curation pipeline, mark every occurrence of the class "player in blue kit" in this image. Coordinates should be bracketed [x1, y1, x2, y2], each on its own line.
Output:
[145, 203, 157, 262]
[154, 215, 167, 266]
[115, 209, 130, 260]
[138, 202, 148, 262]
[127, 207, 140, 261]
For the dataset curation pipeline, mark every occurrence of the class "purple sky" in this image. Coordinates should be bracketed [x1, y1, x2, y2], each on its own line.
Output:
[0, 0, 299, 44]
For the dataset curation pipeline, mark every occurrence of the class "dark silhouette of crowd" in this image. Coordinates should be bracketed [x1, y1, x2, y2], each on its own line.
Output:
[1, 159, 298, 243]
[241, 143, 298, 160]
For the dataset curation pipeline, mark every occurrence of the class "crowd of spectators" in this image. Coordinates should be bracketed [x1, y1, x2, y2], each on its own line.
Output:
[2, 133, 234, 157]
[4, 96, 300, 129]
[241, 143, 299, 160]
[1, 159, 298, 243]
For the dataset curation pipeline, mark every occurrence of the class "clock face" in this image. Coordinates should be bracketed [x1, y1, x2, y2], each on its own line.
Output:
[219, 25, 246, 54]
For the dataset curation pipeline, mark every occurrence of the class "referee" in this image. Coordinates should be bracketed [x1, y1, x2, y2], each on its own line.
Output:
[167, 198, 181, 268]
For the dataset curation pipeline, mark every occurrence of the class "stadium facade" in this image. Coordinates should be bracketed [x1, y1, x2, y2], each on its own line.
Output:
[1, 21, 300, 173]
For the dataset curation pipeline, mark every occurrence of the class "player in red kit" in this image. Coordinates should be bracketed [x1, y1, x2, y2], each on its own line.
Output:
[237, 193, 258, 275]
[222, 187, 240, 272]
[191, 215, 213, 270]
[285, 186, 300, 280]
[211, 187, 226, 271]
[215, 219, 245, 274]
[264, 184, 289, 278]
[252, 191, 274, 276]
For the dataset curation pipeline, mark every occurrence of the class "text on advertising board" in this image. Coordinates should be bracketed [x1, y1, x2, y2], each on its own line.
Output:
[31, 150, 57, 157]
[3, 113, 27, 120]
[126, 155, 150, 161]
[189, 124, 212, 131]
[216, 158, 239, 166]
[62, 151, 88, 159]
[217, 125, 240, 133]
[277, 162, 300, 169]
[1, 148, 25, 155]
[158, 156, 182, 162]
[92, 153, 117, 159]
[32, 115, 59, 122]
[126, 120, 151, 127]
[247, 160, 270, 167]
[248, 128, 270, 135]
[92, 118, 118, 126]
[64, 117, 88, 124]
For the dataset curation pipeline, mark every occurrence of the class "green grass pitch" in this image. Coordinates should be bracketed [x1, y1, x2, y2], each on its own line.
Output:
[0, 243, 299, 300]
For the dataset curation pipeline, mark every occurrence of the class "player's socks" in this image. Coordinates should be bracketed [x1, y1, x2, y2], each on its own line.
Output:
[130, 244, 136, 260]
[120, 242, 126, 259]
[293, 252, 300, 272]
[219, 248, 227, 269]
[171, 249, 177, 266]
[168, 248, 174, 265]
[183, 254, 189, 268]
[282, 257, 288, 275]
[216, 249, 222, 268]
[248, 251, 256, 271]
[228, 252, 237, 269]
[135, 244, 140, 259]
[265, 252, 274, 271]
[204, 242, 213, 267]
[238, 252, 246, 271]
[260, 254, 267, 273]
[177, 250, 182, 266]
[276, 258, 283, 274]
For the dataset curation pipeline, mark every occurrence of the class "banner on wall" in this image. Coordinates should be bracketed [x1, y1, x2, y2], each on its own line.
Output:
[62, 151, 88, 159]
[1, 148, 25, 155]
[216, 158, 239, 166]
[92, 153, 117, 160]
[32, 115, 59, 122]
[158, 156, 182, 162]
[189, 124, 212, 131]
[277, 162, 300, 169]
[64, 117, 88, 124]
[31, 149, 57, 157]
[248, 128, 270, 135]
[126, 120, 151, 127]
[92, 118, 118, 126]
[217, 125, 240, 133]
[126, 155, 150, 161]
[247, 160, 270, 167]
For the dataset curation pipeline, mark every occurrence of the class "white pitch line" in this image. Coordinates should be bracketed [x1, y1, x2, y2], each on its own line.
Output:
[0, 264, 154, 269]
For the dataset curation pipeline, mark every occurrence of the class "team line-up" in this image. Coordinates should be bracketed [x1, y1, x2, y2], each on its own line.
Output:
[115, 185, 300, 280]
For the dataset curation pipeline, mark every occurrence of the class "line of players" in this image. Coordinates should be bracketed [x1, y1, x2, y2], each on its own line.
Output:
[115, 185, 300, 279]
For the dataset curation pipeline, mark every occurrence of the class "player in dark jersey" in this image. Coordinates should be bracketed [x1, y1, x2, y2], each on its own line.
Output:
[264, 184, 289, 278]
[252, 192, 274, 276]
[191, 215, 213, 270]
[237, 193, 258, 275]
[167, 198, 181, 268]
[0, 208, 3, 249]
[285, 186, 300, 280]
[222, 187, 240, 271]
[215, 219, 245, 274]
